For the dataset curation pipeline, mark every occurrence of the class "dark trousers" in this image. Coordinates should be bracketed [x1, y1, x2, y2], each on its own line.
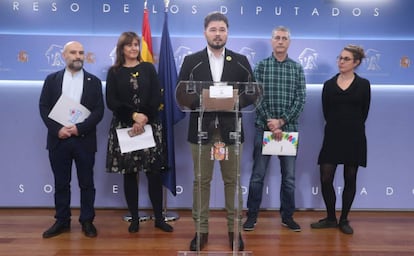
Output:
[124, 172, 164, 221]
[48, 137, 96, 224]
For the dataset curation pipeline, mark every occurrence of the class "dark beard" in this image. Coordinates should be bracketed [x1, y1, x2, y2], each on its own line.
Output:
[208, 41, 225, 50]
[69, 60, 83, 71]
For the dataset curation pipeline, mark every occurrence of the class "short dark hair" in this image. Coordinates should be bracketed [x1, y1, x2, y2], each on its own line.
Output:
[204, 12, 229, 29]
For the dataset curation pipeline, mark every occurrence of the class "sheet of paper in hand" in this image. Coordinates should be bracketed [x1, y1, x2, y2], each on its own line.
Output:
[262, 131, 299, 156]
[48, 94, 91, 126]
[116, 125, 155, 154]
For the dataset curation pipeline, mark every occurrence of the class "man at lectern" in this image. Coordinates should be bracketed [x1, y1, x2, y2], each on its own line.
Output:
[177, 12, 254, 251]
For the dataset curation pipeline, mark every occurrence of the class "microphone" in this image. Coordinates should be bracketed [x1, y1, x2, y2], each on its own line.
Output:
[237, 61, 254, 95]
[189, 61, 203, 81]
[187, 61, 203, 94]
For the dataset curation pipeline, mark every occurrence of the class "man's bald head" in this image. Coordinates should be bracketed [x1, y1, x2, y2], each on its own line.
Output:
[62, 41, 84, 73]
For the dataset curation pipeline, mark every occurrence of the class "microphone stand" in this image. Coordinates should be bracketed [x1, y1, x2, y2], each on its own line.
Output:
[229, 87, 242, 254]
[195, 82, 207, 252]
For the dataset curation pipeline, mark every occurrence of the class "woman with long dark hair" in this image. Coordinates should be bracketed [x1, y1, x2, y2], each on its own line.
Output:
[105, 32, 173, 233]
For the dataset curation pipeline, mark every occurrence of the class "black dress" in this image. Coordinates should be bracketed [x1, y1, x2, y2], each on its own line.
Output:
[105, 62, 165, 174]
[318, 73, 371, 167]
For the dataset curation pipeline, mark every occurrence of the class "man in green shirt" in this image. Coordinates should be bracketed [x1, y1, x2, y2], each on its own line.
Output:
[244, 26, 306, 232]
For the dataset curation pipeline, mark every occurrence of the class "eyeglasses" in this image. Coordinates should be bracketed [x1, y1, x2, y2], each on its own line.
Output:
[272, 36, 289, 41]
[337, 56, 354, 62]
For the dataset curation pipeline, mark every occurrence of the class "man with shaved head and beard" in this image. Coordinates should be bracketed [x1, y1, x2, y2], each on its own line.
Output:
[39, 41, 104, 239]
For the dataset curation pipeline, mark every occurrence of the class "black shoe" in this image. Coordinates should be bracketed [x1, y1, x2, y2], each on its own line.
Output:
[155, 220, 173, 232]
[189, 232, 208, 251]
[42, 221, 70, 238]
[338, 220, 354, 235]
[228, 232, 244, 251]
[128, 220, 139, 233]
[282, 218, 301, 232]
[311, 218, 338, 229]
[243, 216, 257, 231]
[81, 221, 97, 237]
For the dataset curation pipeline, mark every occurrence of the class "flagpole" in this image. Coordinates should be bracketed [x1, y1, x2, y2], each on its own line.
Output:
[161, 0, 180, 223]
[162, 185, 179, 222]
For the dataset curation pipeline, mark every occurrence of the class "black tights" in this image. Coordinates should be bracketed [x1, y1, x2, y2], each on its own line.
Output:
[123, 172, 164, 221]
[319, 164, 358, 222]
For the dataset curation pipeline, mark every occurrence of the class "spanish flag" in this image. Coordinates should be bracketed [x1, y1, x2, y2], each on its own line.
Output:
[141, 6, 154, 63]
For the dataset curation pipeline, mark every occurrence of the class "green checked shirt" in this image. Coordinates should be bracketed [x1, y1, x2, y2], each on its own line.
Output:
[254, 54, 306, 132]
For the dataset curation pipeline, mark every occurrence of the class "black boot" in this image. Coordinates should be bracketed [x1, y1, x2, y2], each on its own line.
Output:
[128, 219, 139, 233]
[228, 232, 244, 251]
[155, 219, 173, 232]
[189, 232, 208, 251]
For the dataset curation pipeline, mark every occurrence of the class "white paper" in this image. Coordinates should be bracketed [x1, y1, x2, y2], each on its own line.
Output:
[48, 94, 91, 126]
[209, 85, 233, 98]
[116, 125, 156, 154]
[262, 131, 299, 156]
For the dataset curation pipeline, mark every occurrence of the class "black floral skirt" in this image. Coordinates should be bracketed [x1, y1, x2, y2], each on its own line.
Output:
[106, 117, 166, 174]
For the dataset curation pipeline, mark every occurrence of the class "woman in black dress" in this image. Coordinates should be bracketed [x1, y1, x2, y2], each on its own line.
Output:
[105, 32, 173, 233]
[311, 45, 371, 234]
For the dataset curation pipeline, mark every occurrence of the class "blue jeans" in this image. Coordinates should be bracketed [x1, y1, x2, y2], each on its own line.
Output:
[246, 127, 297, 220]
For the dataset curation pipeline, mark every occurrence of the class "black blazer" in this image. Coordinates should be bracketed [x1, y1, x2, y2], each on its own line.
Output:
[39, 69, 104, 152]
[177, 48, 255, 144]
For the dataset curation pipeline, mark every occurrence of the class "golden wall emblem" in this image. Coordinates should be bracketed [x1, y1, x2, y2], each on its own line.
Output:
[17, 50, 29, 63]
[400, 56, 410, 68]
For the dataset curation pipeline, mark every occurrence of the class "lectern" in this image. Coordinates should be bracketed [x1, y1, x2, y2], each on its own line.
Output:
[176, 80, 262, 256]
